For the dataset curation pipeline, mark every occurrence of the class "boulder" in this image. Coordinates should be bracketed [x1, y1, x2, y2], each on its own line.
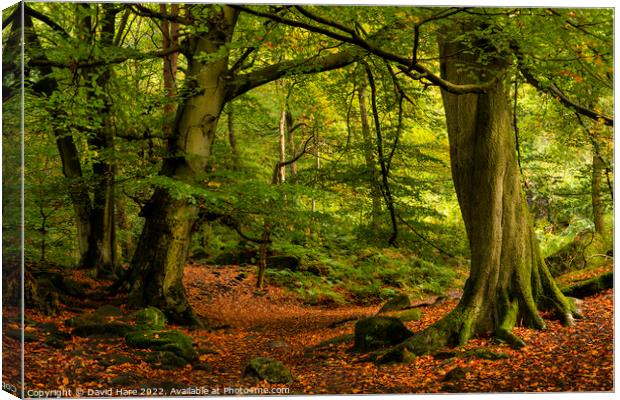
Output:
[73, 322, 134, 338]
[144, 351, 189, 369]
[267, 256, 300, 271]
[243, 357, 293, 383]
[94, 305, 123, 317]
[213, 249, 259, 266]
[353, 316, 413, 351]
[125, 330, 197, 361]
[7, 328, 37, 342]
[133, 307, 167, 330]
[379, 294, 411, 313]
[396, 308, 422, 322]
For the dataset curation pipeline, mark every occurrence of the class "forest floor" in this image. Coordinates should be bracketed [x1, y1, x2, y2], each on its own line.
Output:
[3, 263, 614, 396]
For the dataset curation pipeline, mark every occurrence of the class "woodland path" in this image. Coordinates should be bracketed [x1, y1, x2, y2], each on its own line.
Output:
[5, 264, 613, 395]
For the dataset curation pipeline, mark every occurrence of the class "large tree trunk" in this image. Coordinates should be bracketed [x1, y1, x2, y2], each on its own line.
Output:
[126, 6, 239, 325]
[388, 22, 577, 358]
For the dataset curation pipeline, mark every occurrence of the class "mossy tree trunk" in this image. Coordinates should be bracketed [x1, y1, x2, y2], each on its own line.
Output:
[392, 22, 577, 356]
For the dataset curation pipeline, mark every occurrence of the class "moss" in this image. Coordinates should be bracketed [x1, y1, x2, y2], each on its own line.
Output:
[396, 308, 422, 322]
[243, 357, 293, 384]
[378, 294, 411, 313]
[144, 351, 189, 369]
[73, 322, 134, 338]
[353, 316, 413, 351]
[134, 307, 167, 330]
[125, 330, 197, 361]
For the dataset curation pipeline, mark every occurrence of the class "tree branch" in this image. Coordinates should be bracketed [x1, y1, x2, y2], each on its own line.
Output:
[128, 4, 192, 25]
[28, 45, 182, 69]
[226, 50, 358, 101]
[512, 45, 613, 127]
[232, 5, 502, 95]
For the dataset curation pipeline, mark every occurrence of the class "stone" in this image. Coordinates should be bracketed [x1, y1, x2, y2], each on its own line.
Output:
[133, 307, 167, 330]
[353, 316, 413, 351]
[378, 294, 411, 313]
[94, 305, 123, 317]
[243, 357, 293, 384]
[110, 373, 140, 386]
[7, 328, 37, 342]
[396, 308, 422, 322]
[144, 351, 189, 369]
[125, 330, 197, 361]
[73, 322, 134, 338]
[267, 255, 300, 271]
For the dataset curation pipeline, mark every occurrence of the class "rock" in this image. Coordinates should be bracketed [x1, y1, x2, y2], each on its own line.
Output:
[379, 294, 411, 313]
[443, 367, 469, 381]
[466, 349, 509, 360]
[396, 308, 422, 322]
[243, 357, 293, 384]
[36, 322, 59, 332]
[191, 362, 212, 372]
[376, 346, 416, 364]
[213, 249, 259, 266]
[353, 316, 413, 351]
[110, 373, 141, 385]
[267, 255, 300, 271]
[133, 307, 167, 330]
[7, 328, 37, 342]
[65, 312, 104, 328]
[94, 305, 123, 317]
[144, 351, 189, 369]
[73, 322, 134, 338]
[125, 330, 197, 361]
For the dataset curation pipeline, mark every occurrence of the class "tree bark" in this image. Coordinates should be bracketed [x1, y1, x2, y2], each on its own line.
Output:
[387, 22, 577, 358]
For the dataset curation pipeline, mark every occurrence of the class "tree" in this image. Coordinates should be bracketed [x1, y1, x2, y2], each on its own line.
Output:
[124, 4, 357, 324]
[235, 5, 613, 351]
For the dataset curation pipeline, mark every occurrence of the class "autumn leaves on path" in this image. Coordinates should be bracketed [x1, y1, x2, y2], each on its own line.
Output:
[7, 264, 614, 395]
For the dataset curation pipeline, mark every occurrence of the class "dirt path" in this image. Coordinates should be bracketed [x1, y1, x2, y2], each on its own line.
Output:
[7, 264, 613, 395]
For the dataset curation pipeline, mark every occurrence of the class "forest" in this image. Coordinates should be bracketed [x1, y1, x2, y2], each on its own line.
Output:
[1, 2, 614, 396]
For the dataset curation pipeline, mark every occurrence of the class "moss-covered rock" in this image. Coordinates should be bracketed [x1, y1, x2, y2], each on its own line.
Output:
[125, 330, 197, 361]
[379, 294, 411, 313]
[7, 328, 37, 342]
[94, 305, 123, 317]
[561, 271, 613, 298]
[243, 357, 293, 383]
[73, 322, 134, 338]
[133, 307, 167, 330]
[65, 312, 104, 328]
[267, 255, 300, 271]
[144, 351, 189, 369]
[396, 308, 422, 322]
[353, 316, 413, 351]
